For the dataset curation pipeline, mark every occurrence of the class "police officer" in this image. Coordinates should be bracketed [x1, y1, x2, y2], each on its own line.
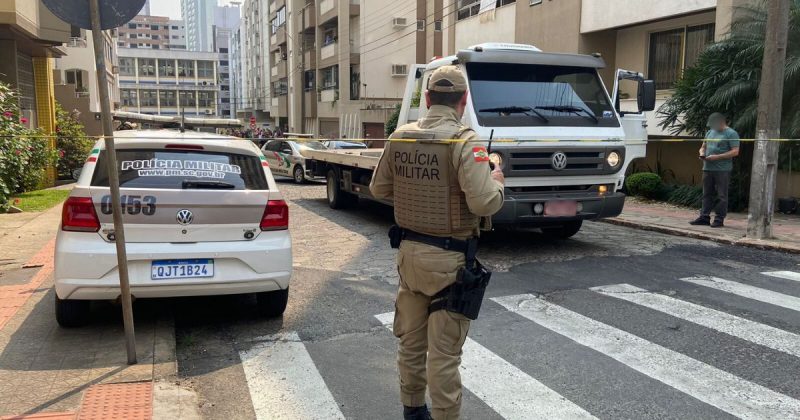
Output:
[370, 66, 505, 420]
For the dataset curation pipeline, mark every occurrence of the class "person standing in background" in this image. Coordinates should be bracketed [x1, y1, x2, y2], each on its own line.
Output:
[690, 113, 740, 228]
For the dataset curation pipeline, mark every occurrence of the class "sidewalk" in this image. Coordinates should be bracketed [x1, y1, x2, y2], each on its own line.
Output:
[0, 201, 192, 419]
[604, 198, 800, 254]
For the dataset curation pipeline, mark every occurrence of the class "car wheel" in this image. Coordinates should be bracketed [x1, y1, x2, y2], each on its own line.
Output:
[55, 295, 90, 327]
[257, 288, 289, 317]
[541, 220, 583, 240]
[293, 165, 306, 184]
[326, 169, 356, 209]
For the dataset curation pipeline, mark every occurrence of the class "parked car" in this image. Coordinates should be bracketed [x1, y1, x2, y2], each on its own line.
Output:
[323, 140, 368, 150]
[261, 139, 327, 183]
[54, 130, 292, 327]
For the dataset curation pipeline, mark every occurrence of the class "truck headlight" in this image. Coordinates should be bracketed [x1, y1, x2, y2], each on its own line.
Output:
[607, 151, 621, 168]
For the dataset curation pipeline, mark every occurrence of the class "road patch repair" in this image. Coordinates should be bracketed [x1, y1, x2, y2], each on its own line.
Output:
[0, 214, 199, 420]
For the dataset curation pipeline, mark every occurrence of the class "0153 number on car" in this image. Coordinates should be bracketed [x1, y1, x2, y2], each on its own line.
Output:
[100, 195, 157, 216]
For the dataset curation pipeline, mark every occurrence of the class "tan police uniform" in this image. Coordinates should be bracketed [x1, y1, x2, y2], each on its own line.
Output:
[369, 66, 504, 420]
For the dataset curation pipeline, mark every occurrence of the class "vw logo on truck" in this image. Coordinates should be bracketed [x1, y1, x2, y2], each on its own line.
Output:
[551, 152, 568, 171]
[176, 209, 194, 225]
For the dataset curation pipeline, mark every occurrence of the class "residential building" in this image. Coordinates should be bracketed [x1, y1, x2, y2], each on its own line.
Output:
[168, 20, 187, 50]
[53, 28, 119, 135]
[230, 20, 248, 119]
[182, 0, 217, 52]
[0, 0, 71, 185]
[240, 0, 271, 126]
[117, 48, 221, 117]
[215, 28, 234, 118]
[270, 0, 445, 138]
[117, 15, 171, 49]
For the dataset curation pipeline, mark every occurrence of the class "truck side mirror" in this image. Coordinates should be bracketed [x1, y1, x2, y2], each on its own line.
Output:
[638, 80, 656, 112]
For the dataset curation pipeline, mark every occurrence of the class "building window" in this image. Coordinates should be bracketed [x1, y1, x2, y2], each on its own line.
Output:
[121, 89, 138, 107]
[151, 25, 159, 30]
[529, 0, 542, 5]
[65, 69, 85, 91]
[178, 60, 195, 77]
[220, 48, 228, 53]
[129, 33, 137, 39]
[118, 57, 135, 76]
[158, 59, 175, 77]
[159, 90, 177, 107]
[139, 58, 156, 76]
[128, 23, 136, 29]
[273, 78, 288, 96]
[270, 6, 286, 34]
[140, 89, 158, 106]
[179, 90, 196, 107]
[197, 61, 214, 78]
[457, 0, 515, 21]
[434, 20, 443, 31]
[304, 70, 315, 91]
[152, 35, 160, 40]
[172, 25, 179, 30]
[321, 66, 338, 90]
[198, 91, 215, 107]
[648, 23, 715, 90]
[417, 20, 425, 31]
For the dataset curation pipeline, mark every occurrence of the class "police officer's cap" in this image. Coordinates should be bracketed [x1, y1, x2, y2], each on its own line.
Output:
[427, 66, 468, 93]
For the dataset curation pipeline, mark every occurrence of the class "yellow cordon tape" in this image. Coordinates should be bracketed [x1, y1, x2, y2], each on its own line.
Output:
[2, 135, 799, 143]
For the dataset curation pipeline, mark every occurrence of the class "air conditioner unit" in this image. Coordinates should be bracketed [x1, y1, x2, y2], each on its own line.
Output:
[391, 64, 408, 77]
[392, 17, 407, 28]
[111, 66, 119, 74]
[205, 109, 213, 115]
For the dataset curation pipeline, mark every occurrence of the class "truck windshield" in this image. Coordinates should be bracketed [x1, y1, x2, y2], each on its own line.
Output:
[466, 63, 619, 128]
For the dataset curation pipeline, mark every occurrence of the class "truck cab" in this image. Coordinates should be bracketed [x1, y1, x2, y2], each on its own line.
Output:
[398, 43, 656, 238]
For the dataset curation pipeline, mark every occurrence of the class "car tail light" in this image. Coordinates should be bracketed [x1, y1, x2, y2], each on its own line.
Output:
[62, 197, 100, 232]
[260, 200, 289, 231]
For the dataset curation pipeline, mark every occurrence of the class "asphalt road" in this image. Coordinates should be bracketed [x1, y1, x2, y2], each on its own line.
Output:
[172, 180, 800, 420]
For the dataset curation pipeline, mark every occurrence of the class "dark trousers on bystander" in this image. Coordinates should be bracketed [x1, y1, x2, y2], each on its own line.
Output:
[701, 170, 731, 220]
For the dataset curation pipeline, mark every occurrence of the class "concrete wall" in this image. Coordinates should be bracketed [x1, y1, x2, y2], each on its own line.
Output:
[581, 0, 716, 33]
[0, 0, 70, 44]
[360, 0, 417, 101]
[514, 0, 581, 53]
[454, 4, 517, 51]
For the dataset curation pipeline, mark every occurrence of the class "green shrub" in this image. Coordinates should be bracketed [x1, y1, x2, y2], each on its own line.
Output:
[385, 103, 401, 137]
[666, 184, 703, 208]
[625, 172, 663, 199]
[55, 104, 93, 179]
[0, 81, 57, 212]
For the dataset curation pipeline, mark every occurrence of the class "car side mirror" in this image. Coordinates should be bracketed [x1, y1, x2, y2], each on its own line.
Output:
[638, 80, 656, 112]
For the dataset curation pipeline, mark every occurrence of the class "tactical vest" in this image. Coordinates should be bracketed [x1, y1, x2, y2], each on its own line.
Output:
[390, 124, 479, 238]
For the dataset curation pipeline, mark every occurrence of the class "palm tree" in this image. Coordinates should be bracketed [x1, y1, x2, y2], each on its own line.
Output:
[658, 0, 800, 141]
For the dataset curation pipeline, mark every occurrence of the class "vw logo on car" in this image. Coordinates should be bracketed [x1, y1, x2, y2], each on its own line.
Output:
[176, 209, 194, 225]
[551, 152, 568, 171]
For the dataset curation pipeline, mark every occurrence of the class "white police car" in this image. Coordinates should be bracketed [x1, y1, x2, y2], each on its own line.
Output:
[54, 130, 292, 327]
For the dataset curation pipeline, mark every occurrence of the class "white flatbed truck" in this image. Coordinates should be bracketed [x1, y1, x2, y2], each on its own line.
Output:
[303, 43, 656, 238]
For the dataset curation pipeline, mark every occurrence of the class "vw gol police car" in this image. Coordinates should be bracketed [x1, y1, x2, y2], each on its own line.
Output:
[54, 130, 292, 327]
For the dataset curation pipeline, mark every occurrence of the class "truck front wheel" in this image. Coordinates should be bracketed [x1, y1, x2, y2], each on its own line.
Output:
[326, 169, 356, 209]
[541, 220, 583, 240]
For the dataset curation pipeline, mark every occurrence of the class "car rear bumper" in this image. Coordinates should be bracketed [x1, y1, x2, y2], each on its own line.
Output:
[54, 231, 292, 300]
[493, 192, 626, 225]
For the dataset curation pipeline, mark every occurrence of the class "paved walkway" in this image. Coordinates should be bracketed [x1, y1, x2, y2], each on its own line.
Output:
[0, 201, 184, 419]
[605, 198, 800, 254]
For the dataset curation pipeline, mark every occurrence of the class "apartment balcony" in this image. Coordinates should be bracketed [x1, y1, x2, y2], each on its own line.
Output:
[320, 41, 337, 67]
[303, 91, 317, 117]
[304, 50, 317, 69]
[580, 0, 715, 33]
[270, 26, 286, 48]
[218, 65, 229, 73]
[219, 91, 231, 99]
[318, 0, 337, 25]
[350, 0, 359, 16]
[270, 0, 286, 18]
[319, 88, 338, 103]
[271, 95, 288, 118]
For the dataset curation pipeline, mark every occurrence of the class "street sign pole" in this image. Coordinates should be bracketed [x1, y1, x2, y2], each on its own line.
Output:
[89, 0, 137, 364]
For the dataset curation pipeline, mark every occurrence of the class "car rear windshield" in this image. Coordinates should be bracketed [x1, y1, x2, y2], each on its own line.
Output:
[91, 149, 268, 190]
[466, 62, 619, 128]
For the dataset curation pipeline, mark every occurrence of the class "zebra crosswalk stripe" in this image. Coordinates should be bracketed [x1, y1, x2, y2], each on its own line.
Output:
[762, 271, 800, 282]
[492, 294, 800, 419]
[681, 276, 800, 312]
[239, 332, 346, 420]
[374, 312, 596, 420]
[591, 283, 800, 358]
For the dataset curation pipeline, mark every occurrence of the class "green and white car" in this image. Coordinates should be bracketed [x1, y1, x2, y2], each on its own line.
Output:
[261, 140, 327, 184]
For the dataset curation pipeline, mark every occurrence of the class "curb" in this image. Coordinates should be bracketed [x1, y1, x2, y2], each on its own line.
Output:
[602, 218, 800, 255]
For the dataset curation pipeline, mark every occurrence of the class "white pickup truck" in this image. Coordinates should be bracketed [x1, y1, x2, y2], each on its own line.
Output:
[303, 43, 656, 238]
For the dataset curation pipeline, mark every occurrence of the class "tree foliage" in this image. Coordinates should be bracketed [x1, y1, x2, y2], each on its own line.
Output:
[658, 0, 800, 144]
[55, 103, 93, 180]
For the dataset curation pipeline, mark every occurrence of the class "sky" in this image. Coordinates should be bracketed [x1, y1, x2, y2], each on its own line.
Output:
[150, 0, 240, 20]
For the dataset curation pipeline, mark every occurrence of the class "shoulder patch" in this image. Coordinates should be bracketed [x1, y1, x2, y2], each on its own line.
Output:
[472, 146, 489, 162]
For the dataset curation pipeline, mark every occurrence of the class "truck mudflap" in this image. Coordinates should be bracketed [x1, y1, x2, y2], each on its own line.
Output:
[492, 192, 625, 225]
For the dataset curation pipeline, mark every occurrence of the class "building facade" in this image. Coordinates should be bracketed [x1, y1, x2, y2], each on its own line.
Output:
[53, 28, 118, 135]
[182, 0, 217, 52]
[268, 0, 444, 138]
[168, 20, 187, 50]
[240, 0, 272, 127]
[117, 48, 221, 117]
[116, 15, 171, 50]
[230, 20, 248, 120]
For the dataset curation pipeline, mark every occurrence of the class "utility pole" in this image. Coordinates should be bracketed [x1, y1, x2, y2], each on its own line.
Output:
[747, 0, 791, 239]
[89, 0, 137, 364]
[300, 2, 306, 132]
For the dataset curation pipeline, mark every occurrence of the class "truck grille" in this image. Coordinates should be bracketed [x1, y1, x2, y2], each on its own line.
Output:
[497, 147, 624, 177]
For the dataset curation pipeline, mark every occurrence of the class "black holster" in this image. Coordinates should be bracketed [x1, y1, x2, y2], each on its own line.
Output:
[429, 258, 491, 320]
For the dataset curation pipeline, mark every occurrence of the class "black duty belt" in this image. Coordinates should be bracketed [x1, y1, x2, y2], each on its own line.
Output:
[395, 228, 472, 254]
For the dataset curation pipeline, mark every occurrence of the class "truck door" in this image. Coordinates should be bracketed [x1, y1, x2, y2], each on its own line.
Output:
[613, 70, 656, 162]
[397, 64, 428, 127]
